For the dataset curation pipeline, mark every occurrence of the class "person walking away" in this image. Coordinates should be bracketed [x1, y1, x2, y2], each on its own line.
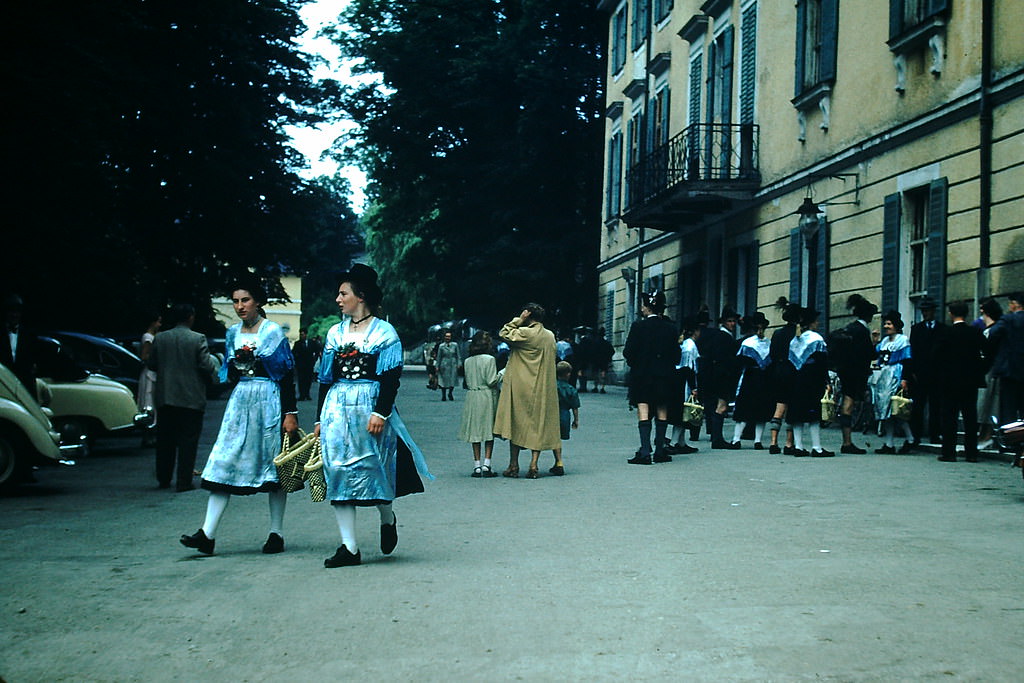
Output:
[784, 307, 833, 457]
[458, 331, 500, 477]
[424, 336, 439, 390]
[593, 328, 614, 393]
[909, 296, 946, 446]
[767, 298, 801, 454]
[148, 304, 219, 491]
[697, 306, 740, 449]
[975, 298, 1002, 447]
[314, 264, 432, 567]
[575, 329, 595, 392]
[435, 330, 461, 402]
[833, 294, 878, 454]
[136, 311, 162, 447]
[292, 327, 316, 401]
[493, 303, 560, 479]
[729, 312, 773, 449]
[623, 291, 679, 464]
[935, 301, 987, 462]
[552, 361, 580, 475]
[178, 283, 298, 554]
[988, 291, 1024, 456]
[871, 310, 915, 454]
[666, 317, 700, 455]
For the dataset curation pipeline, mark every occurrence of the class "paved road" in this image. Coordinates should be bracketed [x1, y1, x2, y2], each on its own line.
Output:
[2, 369, 1021, 681]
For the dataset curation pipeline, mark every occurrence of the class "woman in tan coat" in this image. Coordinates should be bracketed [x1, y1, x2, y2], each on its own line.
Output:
[493, 303, 561, 479]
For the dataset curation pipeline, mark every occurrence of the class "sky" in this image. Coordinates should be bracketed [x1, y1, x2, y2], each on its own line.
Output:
[285, 0, 369, 212]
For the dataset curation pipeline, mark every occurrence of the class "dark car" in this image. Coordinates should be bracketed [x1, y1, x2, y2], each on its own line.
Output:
[43, 331, 143, 398]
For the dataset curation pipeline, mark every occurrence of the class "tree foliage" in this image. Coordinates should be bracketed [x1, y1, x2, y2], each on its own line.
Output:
[330, 0, 605, 339]
[2, 1, 359, 337]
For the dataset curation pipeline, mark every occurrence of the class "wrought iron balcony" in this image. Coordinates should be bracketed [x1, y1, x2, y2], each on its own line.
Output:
[622, 122, 760, 229]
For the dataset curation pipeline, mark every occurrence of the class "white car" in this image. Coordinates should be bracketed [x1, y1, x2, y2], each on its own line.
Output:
[0, 364, 77, 488]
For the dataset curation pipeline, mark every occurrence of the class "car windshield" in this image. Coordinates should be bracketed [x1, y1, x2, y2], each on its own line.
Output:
[35, 338, 88, 382]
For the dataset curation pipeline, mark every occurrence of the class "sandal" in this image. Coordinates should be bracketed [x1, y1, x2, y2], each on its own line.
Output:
[471, 467, 482, 478]
[481, 465, 498, 478]
[502, 466, 519, 478]
[525, 468, 539, 479]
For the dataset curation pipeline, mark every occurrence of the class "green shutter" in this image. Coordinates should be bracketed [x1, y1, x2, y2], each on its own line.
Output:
[740, 3, 757, 124]
[927, 0, 949, 17]
[815, 219, 830, 329]
[927, 177, 948, 313]
[881, 193, 901, 313]
[795, 0, 807, 96]
[819, 0, 839, 83]
[889, 0, 903, 41]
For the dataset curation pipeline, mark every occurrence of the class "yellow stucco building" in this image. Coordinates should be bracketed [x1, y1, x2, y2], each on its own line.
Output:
[597, 0, 1023, 369]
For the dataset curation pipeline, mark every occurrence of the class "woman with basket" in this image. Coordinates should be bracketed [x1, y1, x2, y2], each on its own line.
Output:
[180, 280, 298, 556]
[871, 310, 915, 454]
[315, 264, 432, 568]
[785, 307, 834, 457]
[728, 311, 774, 449]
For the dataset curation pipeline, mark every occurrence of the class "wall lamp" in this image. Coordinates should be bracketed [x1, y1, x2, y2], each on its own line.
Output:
[621, 266, 636, 284]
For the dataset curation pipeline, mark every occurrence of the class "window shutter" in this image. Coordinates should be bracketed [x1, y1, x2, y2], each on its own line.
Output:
[740, 4, 757, 124]
[795, 0, 807, 96]
[927, 177, 948, 314]
[889, 0, 903, 41]
[706, 40, 717, 124]
[661, 88, 670, 146]
[746, 240, 760, 312]
[720, 26, 734, 124]
[815, 219, 830, 330]
[881, 193, 901, 313]
[819, 0, 839, 84]
[789, 227, 803, 303]
[927, 0, 949, 17]
[688, 57, 702, 125]
[605, 288, 615, 342]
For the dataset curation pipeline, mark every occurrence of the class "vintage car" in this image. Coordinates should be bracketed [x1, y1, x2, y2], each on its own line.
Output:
[35, 336, 150, 452]
[0, 363, 79, 488]
[43, 331, 144, 398]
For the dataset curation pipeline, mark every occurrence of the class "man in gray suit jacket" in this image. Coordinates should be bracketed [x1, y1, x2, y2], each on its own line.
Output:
[148, 304, 219, 491]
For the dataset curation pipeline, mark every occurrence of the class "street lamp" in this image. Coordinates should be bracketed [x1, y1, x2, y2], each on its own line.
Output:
[797, 195, 822, 240]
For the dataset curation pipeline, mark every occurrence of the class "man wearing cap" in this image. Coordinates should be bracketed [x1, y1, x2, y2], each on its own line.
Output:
[909, 296, 946, 446]
[834, 294, 878, 454]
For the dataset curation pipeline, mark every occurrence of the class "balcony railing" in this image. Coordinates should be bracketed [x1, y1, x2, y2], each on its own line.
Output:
[624, 122, 759, 212]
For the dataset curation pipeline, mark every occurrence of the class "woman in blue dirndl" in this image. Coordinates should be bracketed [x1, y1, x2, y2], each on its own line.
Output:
[314, 264, 432, 567]
[180, 281, 298, 556]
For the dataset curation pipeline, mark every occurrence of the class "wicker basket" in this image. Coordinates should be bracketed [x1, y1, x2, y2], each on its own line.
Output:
[272, 430, 316, 493]
[303, 439, 327, 502]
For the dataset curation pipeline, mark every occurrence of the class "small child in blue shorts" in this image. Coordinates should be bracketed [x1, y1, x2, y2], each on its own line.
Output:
[552, 361, 580, 475]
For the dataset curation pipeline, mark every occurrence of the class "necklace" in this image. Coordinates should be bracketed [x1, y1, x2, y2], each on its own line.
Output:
[241, 316, 262, 332]
[350, 313, 373, 327]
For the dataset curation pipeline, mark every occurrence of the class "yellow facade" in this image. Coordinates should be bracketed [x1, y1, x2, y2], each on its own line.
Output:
[597, 0, 1024, 370]
[212, 274, 304, 343]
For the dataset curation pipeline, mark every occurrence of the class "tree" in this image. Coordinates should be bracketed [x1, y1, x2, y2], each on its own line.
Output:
[2, 0, 356, 337]
[329, 0, 605, 340]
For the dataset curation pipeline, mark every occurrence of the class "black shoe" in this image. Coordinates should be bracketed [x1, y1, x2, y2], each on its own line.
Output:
[180, 529, 214, 555]
[936, 455, 957, 462]
[481, 465, 498, 478]
[262, 533, 284, 554]
[840, 444, 867, 455]
[471, 467, 482, 478]
[549, 465, 565, 476]
[381, 514, 398, 555]
[664, 443, 681, 455]
[599, 388, 607, 394]
[783, 446, 797, 455]
[652, 452, 672, 463]
[677, 443, 698, 454]
[711, 440, 732, 450]
[768, 445, 781, 455]
[897, 442, 915, 455]
[792, 449, 811, 457]
[325, 545, 361, 568]
[754, 443, 765, 450]
[875, 445, 896, 454]
[724, 441, 742, 450]
[811, 449, 835, 458]
[627, 451, 652, 465]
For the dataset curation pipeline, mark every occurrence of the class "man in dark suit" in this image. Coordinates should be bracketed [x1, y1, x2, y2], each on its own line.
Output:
[696, 306, 740, 449]
[291, 327, 316, 400]
[0, 294, 39, 400]
[835, 294, 878, 454]
[909, 296, 946, 445]
[989, 291, 1024, 438]
[147, 303, 219, 491]
[935, 301, 987, 462]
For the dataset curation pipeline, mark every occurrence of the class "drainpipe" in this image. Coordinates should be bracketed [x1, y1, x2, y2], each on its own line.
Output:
[977, 0, 993, 299]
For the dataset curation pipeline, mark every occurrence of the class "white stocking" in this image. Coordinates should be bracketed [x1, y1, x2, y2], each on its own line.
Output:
[672, 425, 686, 444]
[268, 490, 287, 536]
[792, 424, 804, 451]
[899, 421, 914, 442]
[332, 503, 357, 553]
[202, 492, 231, 539]
[809, 422, 823, 451]
[754, 423, 765, 444]
[732, 421, 746, 443]
[884, 420, 896, 447]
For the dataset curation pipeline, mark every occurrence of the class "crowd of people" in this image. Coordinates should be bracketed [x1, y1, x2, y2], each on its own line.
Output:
[618, 290, 1024, 465]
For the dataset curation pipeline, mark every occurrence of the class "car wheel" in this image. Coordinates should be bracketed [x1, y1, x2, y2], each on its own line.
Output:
[0, 433, 18, 486]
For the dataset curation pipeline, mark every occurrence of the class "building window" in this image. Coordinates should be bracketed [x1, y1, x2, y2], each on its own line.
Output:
[612, 4, 628, 74]
[881, 178, 948, 321]
[625, 108, 646, 208]
[727, 242, 759, 316]
[654, 0, 673, 23]
[606, 130, 623, 219]
[889, 0, 949, 43]
[632, 0, 650, 51]
[793, 0, 838, 100]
